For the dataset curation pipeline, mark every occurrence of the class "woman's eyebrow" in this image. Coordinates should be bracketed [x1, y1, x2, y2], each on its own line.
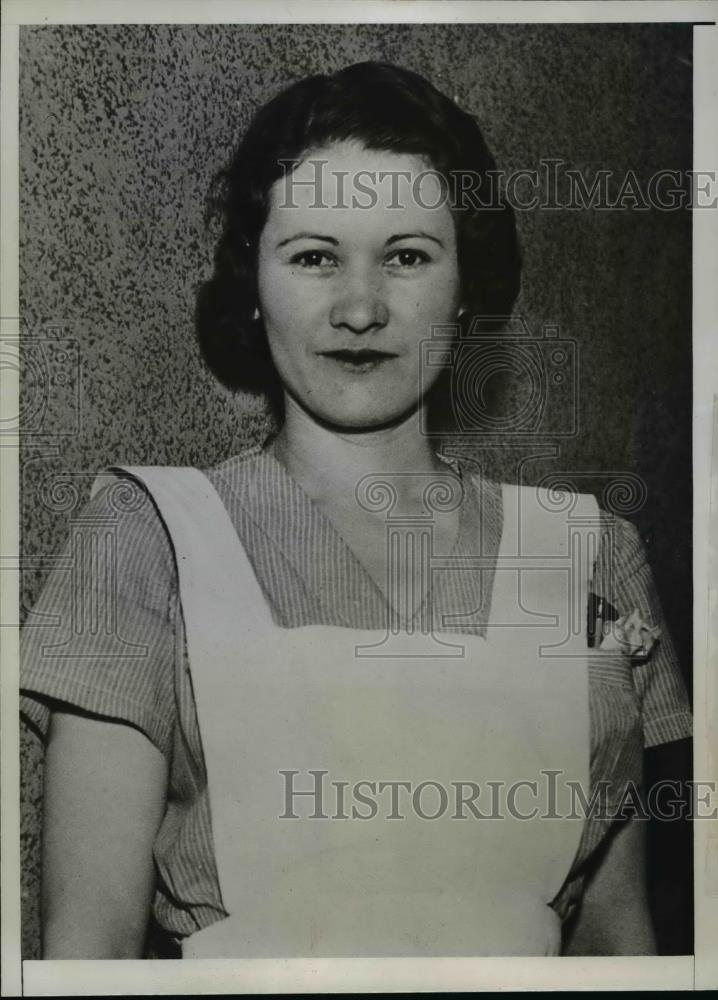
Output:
[276, 233, 339, 248]
[386, 232, 445, 248]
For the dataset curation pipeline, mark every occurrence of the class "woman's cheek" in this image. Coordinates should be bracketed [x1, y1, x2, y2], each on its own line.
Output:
[272, 275, 324, 331]
[411, 266, 460, 320]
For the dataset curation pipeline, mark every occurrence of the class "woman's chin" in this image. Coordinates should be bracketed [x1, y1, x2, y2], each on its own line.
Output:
[283, 387, 423, 435]
[308, 403, 422, 435]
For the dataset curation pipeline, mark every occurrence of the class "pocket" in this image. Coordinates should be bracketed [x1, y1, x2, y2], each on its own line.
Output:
[587, 650, 635, 691]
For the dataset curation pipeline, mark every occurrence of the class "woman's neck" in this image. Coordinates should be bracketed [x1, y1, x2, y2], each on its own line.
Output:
[269, 396, 447, 504]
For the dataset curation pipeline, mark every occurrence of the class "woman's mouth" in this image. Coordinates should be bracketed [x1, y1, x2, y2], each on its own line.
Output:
[318, 349, 398, 373]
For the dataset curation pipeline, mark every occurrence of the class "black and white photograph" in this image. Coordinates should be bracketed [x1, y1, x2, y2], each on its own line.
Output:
[1, 0, 716, 994]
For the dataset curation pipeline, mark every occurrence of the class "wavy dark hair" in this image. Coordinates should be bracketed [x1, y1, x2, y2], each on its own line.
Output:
[196, 61, 521, 419]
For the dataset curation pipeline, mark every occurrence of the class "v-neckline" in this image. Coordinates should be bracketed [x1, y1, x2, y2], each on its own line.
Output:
[260, 444, 470, 631]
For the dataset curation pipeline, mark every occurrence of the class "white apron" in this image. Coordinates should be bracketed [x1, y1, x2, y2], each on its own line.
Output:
[94, 466, 598, 958]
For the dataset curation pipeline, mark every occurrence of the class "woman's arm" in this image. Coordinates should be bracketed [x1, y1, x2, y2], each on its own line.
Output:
[564, 816, 656, 955]
[41, 709, 168, 959]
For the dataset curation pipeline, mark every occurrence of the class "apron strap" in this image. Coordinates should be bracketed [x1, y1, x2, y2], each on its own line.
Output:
[490, 481, 599, 635]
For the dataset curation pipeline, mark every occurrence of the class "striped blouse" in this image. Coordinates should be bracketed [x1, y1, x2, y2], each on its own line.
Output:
[20, 444, 693, 946]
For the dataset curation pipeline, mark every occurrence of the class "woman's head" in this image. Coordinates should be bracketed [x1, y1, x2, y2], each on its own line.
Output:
[196, 61, 521, 426]
[257, 140, 462, 430]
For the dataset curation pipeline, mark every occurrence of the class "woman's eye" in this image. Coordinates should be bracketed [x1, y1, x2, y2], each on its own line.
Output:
[386, 248, 430, 268]
[290, 250, 336, 268]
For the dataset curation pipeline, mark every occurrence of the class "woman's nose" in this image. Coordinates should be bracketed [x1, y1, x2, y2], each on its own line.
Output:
[329, 267, 389, 333]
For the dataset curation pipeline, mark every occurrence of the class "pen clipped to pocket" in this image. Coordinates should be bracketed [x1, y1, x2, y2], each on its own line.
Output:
[587, 592, 661, 660]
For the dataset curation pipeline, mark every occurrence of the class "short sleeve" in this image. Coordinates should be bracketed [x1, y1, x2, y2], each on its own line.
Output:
[20, 474, 180, 759]
[593, 512, 692, 748]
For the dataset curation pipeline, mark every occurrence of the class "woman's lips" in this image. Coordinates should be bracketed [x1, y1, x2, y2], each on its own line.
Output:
[318, 349, 398, 373]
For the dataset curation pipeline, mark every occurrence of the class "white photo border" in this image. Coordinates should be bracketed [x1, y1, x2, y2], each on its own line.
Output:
[1, 1, 716, 994]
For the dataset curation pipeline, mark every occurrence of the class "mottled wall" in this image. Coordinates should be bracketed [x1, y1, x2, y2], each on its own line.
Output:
[19, 23, 692, 957]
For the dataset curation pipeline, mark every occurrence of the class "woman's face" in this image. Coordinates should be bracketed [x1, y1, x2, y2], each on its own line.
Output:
[257, 140, 461, 430]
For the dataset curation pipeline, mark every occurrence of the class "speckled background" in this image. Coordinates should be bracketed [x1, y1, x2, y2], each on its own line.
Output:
[19, 23, 692, 957]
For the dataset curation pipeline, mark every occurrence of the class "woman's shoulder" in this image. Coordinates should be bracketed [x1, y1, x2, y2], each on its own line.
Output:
[458, 465, 640, 531]
[455, 465, 648, 571]
[455, 463, 609, 519]
[86, 443, 267, 545]
[86, 468, 178, 581]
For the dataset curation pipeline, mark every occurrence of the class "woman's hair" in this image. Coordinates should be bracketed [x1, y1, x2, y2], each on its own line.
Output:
[196, 60, 521, 413]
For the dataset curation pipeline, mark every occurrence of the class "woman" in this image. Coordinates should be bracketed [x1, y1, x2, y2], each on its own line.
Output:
[20, 62, 692, 959]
